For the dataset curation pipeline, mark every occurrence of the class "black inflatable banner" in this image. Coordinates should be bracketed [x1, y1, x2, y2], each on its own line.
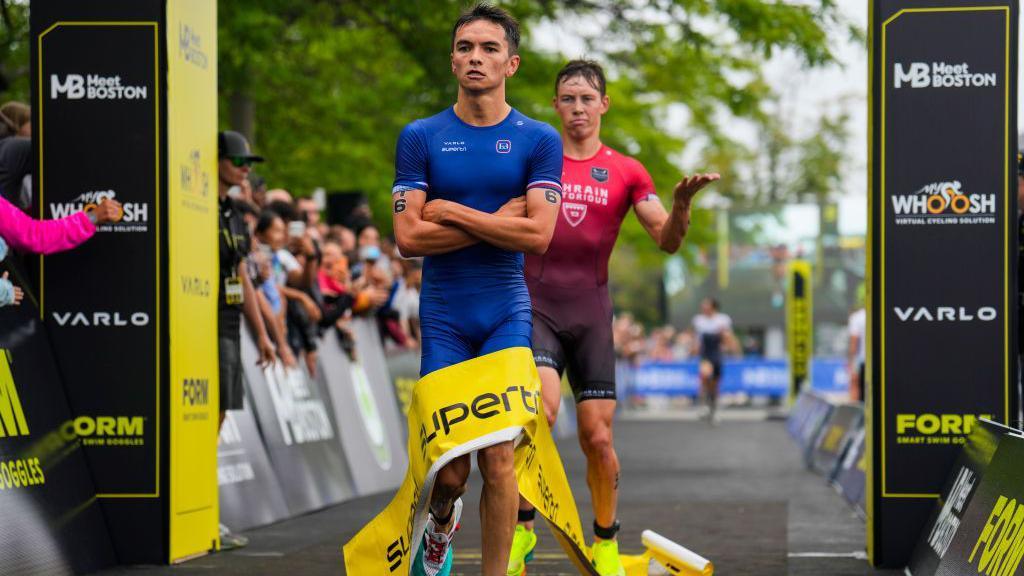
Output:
[0, 283, 117, 574]
[319, 328, 406, 496]
[907, 420, 1010, 576]
[217, 408, 290, 532]
[868, 0, 1020, 566]
[240, 325, 354, 515]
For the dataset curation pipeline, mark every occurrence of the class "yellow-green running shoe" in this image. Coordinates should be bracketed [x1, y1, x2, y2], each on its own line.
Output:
[506, 525, 537, 576]
[591, 539, 625, 576]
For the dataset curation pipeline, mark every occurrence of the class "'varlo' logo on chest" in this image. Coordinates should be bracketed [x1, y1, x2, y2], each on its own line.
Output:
[441, 140, 467, 152]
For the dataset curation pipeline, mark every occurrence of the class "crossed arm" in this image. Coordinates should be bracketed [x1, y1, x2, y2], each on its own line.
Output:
[393, 187, 560, 257]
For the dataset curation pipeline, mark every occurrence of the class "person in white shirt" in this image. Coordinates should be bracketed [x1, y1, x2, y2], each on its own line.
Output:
[692, 297, 736, 424]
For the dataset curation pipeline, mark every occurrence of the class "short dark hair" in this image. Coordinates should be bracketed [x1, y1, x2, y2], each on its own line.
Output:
[255, 210, 282, 234]
[451, 3, 520, 56]
[267, 200, 299, 222]
[556, 59, 607, 96]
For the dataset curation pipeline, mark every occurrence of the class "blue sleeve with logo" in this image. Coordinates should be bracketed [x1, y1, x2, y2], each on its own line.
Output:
[527, 126, 563, 196]
[393, 122, 429, 194]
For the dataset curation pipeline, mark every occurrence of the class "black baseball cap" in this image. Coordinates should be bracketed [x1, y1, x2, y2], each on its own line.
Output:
[218, 130, 264, 163]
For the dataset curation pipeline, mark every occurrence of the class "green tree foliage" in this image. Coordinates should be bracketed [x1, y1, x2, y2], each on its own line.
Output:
[0, 0, 855, 324]
[0, 0, 30, 101]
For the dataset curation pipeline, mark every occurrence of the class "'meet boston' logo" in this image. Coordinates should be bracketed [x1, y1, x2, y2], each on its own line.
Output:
[591, 167, 609, 182]
[496, 140, 511, 154]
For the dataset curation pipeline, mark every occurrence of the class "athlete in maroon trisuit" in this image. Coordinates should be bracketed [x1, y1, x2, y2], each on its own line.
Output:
[506, 60, 719, 576]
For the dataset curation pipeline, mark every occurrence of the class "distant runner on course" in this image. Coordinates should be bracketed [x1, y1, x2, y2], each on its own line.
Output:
[508, 59, 719, 576]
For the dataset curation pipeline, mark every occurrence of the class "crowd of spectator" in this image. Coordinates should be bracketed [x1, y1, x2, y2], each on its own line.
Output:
[216, 132, 421, 378]
[613, 313, 704, 365]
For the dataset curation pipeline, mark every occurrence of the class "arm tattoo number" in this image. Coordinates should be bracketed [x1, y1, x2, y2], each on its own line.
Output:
[545, 190, 558, 204]
[394, 190, 407, 214]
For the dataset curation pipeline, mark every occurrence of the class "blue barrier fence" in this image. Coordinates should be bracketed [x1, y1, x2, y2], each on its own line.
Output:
[629, 358, 850, 397]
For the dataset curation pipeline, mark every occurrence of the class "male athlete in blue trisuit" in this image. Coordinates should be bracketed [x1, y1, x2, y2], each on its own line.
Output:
[391, 4, 562, 575]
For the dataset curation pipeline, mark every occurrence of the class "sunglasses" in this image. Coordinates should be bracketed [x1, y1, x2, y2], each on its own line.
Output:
[229, 157, 255, 168]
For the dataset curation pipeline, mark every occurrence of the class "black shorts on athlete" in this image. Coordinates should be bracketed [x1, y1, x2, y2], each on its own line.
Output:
[528, 280, 616, 402]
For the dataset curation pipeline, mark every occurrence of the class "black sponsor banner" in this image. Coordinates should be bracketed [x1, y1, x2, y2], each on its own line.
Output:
[320, 328, 406, 496]
[811, 404, 864, 476]
[0, 271, 117, 574]
[217, 408, 290, 532]
[239, 324, 354, 515]
[32, 0, 170, 564]
[834, 426, 868, 510]
[869, 0, 1020, 566]
[35, 2, 161, 496]
[907, 419, 1011, 575]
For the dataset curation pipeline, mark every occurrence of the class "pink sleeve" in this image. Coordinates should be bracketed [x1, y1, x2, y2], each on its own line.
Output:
[0, 195, 96, 255]
[626, 157, 656, 205]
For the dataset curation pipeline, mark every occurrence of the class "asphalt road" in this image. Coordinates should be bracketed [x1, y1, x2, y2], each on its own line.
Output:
[97, 415, 902, 575]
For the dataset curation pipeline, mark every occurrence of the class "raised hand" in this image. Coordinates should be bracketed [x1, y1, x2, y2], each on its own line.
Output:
[672, 173, 720, 207]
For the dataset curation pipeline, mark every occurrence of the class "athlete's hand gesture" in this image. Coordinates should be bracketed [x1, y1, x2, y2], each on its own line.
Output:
[672, 173, 720, 207]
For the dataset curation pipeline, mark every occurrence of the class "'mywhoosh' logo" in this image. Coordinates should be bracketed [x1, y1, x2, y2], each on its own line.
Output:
[969, 494, 1024, 575]
[0, 350, 29, 439]
[49, 190, 149, 233]
[891, 181, 996, 227]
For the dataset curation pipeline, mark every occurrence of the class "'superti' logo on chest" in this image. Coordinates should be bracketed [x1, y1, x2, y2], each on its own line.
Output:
[496, 140, 511, 153]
